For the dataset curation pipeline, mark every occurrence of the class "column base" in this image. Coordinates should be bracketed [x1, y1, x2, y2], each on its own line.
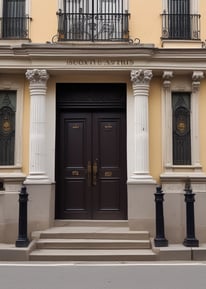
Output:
[128, 173, 156, 185]
[24, 174, 51, 185]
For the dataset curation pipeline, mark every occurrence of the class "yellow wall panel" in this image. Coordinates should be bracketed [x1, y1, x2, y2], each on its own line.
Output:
[149, 77, 162, 183]
[129, 0, 162, 47]
[30, 0, 58, 43]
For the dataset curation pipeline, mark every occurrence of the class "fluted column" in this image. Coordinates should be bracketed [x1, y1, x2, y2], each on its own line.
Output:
[162, 71, 173, 171]
[191, 71, 204, 170]
[130, 69, 155, 183]
[25, 69, 50, 184]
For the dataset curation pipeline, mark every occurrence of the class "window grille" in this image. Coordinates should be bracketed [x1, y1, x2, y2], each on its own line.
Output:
[0, 91, 16, 166]
[172, 92, 191, 165]
[57, 0, 129, 41]
[2, 0, 30, 39]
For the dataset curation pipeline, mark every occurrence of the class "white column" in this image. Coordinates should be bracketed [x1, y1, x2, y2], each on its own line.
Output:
[130, 69, 155, 183]
[191, 71, 204, 171]
[25, 69, 50, 184]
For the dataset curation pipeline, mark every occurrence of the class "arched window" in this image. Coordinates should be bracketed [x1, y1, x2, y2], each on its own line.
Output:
[172, 92, 191, 165]
[0, 91, 16, 166]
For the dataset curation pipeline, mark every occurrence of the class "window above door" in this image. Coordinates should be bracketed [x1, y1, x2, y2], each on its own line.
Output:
[56, 0, 130, 42]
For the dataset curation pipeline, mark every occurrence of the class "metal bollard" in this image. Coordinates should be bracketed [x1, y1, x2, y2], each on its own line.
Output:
[15, 186, 30, 247]
[183, 183, 199, 247]
[154, 186, 168, 247]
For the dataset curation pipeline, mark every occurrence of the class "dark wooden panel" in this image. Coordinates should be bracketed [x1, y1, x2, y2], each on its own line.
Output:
[55, 84, 127, 220]
[56, 112, 92, 219]
[92, 112, 127, 219]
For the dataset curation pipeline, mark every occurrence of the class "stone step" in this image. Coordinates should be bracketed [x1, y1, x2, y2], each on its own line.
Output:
[32, 227, 150, 240]
[54, 220, 128, 227]
[36, 238, 151, 250]
[29, 249, 157, 261]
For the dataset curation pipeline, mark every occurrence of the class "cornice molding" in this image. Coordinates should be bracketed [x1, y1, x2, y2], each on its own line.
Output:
[0, 44, 205, 73]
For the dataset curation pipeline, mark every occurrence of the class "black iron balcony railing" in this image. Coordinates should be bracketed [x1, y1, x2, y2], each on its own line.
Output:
[56, 10, 130, 42]
[0, 16, 31, 39]
[161, 13, 200, 40]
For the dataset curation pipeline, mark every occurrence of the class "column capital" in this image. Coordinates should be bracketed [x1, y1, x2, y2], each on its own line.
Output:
[131, 69, 153, 85]
[192, 71, 204, 93]
[25, 69, 49, 84]
[162, 71, 173, 89]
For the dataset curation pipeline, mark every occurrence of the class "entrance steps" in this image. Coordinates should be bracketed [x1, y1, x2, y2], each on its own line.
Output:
[29, 221, 157, 261]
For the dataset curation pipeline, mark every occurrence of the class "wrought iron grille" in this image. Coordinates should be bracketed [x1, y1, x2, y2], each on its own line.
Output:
[0, 16, 31, 39]
[172, 92, 191, 165]
[56, 0, 129, 41]
[161, 12, 200, 40]
[0, 91, 16, 166]
[1, 0, 31, 39]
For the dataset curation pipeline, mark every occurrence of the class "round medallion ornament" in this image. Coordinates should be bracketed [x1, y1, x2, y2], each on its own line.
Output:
[2, 119, 11, 133]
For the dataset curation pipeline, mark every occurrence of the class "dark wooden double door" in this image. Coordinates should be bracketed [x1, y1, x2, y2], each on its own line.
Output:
[56, 109, 127, 219]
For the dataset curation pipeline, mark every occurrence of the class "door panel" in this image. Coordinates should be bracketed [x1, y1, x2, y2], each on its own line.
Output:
[58, 112, 92, 219]
[92, 112, 126, 219]
[56, 111, 127, 219]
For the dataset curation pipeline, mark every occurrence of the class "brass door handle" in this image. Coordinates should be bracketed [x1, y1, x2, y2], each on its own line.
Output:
[87, 161, 92, 187]
[93, 160, 98, 186]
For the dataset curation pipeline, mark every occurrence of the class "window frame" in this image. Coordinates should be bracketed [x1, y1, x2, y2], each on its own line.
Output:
[0, 0, 30, 39]
[162, 72, 202, 172]
[0, 78, 24, 170]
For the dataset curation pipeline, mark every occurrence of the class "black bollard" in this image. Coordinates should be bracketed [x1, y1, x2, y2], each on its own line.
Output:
[16, 186, 30, 247]
[183, 183, 199, 247]
[154, 186, 168, 247]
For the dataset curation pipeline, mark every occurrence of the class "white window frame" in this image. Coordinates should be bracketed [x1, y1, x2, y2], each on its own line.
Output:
[0, 77, 24, 170]
[162, 71, 203, 172]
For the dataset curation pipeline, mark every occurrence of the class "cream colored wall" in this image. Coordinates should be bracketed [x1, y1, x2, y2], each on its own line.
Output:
[149, 78, 162, 183]
[200, 0, 206, 41]
[30, 0, 58, 43]
[129, 0, 162, 47]
[28, 0, 206, 46]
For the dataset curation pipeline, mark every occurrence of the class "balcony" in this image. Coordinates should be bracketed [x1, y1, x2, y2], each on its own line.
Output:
[161, 12, 200, 40]
[56, 10, 130, 42]
[0, 16, 31, 40]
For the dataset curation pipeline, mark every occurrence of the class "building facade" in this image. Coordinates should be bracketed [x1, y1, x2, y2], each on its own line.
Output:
[1, 0, 206, 245]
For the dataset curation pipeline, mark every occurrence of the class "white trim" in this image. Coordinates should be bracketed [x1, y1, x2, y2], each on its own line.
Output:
[0, 76, 24, 170]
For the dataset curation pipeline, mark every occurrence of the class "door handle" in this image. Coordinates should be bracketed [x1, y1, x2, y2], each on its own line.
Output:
[87, 161, 92, 187]
[93, 159, 98, 186]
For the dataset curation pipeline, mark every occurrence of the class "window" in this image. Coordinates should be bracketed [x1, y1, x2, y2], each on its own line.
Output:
[161, 0, 200, 40]
[172, 92, 191, 165]
[0, 91, 16, 165]
[57, 0, 129, 41]
[2, 0, 30, 39]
